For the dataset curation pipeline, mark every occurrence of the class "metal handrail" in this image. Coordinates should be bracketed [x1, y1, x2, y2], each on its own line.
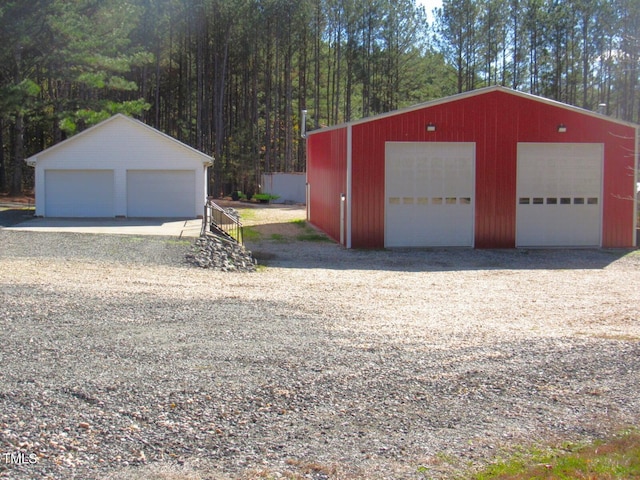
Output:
[202, 200, 244, 244]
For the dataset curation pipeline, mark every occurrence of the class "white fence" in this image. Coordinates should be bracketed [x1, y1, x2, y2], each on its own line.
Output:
[261, 173, 306, 204]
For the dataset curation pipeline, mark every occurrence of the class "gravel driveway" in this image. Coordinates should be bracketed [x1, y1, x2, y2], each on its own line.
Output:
[1, 207, 639, 479]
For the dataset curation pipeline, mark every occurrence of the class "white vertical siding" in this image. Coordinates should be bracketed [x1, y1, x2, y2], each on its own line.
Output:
[260, 173, 306, 204]
[30, 115, 210, 218]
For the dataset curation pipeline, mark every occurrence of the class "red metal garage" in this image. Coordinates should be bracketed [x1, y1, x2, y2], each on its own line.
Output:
[306, 86, 638, 249]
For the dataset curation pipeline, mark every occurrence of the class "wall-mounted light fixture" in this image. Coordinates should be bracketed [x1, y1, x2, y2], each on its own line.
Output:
[557, 123, 567, 133]
[426, 122, 436, 132]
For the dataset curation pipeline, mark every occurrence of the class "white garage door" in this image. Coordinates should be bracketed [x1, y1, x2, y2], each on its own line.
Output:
[385, 142, 475, 247]
[127, 170, 195, 217]
[45, 170, 114, 217]
[516, 143, 603, 247]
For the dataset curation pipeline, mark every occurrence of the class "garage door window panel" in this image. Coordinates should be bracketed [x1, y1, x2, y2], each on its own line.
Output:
[516, 143, 603, 247]
[385, 142, 475, 248]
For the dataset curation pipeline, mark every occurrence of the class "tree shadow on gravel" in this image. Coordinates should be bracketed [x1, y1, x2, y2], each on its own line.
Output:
[0, 230, 192, 266]
[245, 222, 637, 272]
[0, 208, 35, 228]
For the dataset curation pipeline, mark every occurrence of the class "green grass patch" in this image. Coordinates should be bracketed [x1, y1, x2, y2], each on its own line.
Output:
[242, 226, 262, 241]
[227, 230, 243, 243]
[467, 429, 640, 480]
[296, 232, 332, 242]
[291, 219, 307, 227]
[235, 208, 258, 222]
[290, 219, 331, 242]
[270, 233, 287, 242]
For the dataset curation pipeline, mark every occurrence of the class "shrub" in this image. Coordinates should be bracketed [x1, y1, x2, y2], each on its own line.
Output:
[253, 193, 280, 203]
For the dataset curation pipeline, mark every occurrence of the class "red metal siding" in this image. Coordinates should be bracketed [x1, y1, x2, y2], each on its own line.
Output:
[351, 91, 519, 248]
[348, 89, 636, 248]
[351, 123, 385, 248]
[511, 94, 636, 248]
[306, 128, 347, 244]
[602, 134, 636, 247]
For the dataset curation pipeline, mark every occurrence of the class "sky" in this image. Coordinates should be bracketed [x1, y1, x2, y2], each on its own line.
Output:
[417, 0, 442, 23]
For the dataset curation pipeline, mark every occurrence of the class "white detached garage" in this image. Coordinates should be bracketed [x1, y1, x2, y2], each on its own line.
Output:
[26, 114, 212, 218]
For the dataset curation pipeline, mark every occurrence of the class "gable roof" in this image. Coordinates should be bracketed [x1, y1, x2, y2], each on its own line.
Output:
[307, 85, 639, 135]
[26, 114, 213, 166]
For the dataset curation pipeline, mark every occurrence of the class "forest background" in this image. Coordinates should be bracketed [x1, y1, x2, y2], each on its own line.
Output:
[0, 0, 638, 198]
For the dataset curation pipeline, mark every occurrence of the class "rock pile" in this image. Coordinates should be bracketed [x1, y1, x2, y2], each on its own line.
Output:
[186, 233, 257, 272]
[224, 206, 240, 220]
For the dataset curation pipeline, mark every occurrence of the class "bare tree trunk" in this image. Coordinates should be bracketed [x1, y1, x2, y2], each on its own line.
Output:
[333, 22, 341, 124]
[264, 24, 273, 177]
[11, 113, 24, 196]
[362, 6, 373, 117]
[212, 33, 229, 199]
[154, 39, 161, 128]
[0, 119, 6, 192]
[297, 22, 307, 171]
[285, 43, 293, 172]
[313, 2, 321, 129]
[10, 47, 24, 196]
[196, 1, 205, 152]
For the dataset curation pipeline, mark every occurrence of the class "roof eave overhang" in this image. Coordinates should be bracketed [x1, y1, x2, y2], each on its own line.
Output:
[23, 113, 214, 166]
[306, 86, 639, 136]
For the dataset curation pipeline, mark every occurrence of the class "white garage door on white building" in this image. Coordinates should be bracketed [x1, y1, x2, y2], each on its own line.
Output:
[126, 170, 196, 217]
[27, 115, 211, 218]
[516, 143, 603, 247]
[385, 142, 475, 247]
[45, 170, 114, 217]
